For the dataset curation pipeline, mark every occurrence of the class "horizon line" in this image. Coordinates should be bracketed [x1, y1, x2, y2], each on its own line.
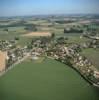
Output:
[0, 13, 99, 18]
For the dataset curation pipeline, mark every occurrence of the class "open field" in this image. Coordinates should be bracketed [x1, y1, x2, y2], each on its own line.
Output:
[22, 32, 51, 37]
[27, 19, 48, 24]
[0, 58, 99, 100]
[0, 14, 99, 100]
[0, 26, 27, 40]
[81, 48, 99, 70]
[56, 33, 90, 44]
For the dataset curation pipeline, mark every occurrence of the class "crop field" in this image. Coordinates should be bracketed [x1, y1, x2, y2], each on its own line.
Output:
[0, 27, 27, 40]
[66, 35, 89, 43]
[0, 19, 64, 40]
[0, 51, 7, 71]
[22, 32, 51, 37]
[0, 58, 99, 100]
[0, 32, 21, 40]
[56, 33, 90, 44]
[27, 19, 48, 24]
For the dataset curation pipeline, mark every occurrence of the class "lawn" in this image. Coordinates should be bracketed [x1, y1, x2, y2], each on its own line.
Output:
[0, 58, 99, 100]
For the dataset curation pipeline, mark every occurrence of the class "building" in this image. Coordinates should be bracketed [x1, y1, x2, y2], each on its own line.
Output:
[94, 71, 99, 79]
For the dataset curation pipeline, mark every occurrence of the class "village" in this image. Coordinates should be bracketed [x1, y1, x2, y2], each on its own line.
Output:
[0, 30, 99, 87]
[1, 0, 99, 99]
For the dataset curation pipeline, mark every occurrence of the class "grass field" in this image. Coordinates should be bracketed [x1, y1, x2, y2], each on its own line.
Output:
[81, 48, 99, 70]
[0, 58, 99, 100]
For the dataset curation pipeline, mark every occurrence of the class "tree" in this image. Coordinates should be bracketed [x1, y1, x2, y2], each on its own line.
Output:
[24, 24, 37, 31]
[56, 37, 66, 44]
[4, 28, 8, 32]
[14, 37, 19, 41]
[51, 33, 55, 39]
[27, 43, 33, 50]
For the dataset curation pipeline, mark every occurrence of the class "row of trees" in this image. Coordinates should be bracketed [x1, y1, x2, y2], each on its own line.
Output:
[64, 28, 83, 33]
[24, 24, 37, 31]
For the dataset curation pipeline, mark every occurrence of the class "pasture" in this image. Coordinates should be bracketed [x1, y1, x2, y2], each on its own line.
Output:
[81, 48, 99, 70]
[0, 58, 99, 100]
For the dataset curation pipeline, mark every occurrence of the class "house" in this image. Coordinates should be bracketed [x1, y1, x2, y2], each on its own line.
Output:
[94, 71, 99, 79]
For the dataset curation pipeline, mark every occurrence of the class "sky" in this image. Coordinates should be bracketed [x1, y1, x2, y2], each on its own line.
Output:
[0, 0, 99, 16]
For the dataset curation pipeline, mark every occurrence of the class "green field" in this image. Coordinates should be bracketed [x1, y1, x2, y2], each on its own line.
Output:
[0, 58, 99, 100]
[81, 48, 99, 70]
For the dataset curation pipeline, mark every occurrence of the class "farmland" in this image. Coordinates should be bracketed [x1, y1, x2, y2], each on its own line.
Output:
[0, 51, 7, 71]
[0, 16, 99, 70]
[22, 32, 51, 37]
[0, 58, 99, 100]
[0, 0, 99, 99]
[0, 15, 99, 100]
[81, 48, 99, 69]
